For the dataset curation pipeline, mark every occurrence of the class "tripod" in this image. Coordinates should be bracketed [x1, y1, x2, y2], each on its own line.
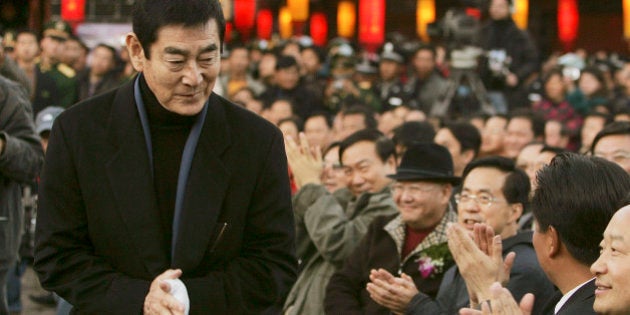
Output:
[430, 47, 495, 118]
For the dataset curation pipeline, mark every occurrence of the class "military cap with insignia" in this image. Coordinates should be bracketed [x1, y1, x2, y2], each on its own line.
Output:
[43, 20, 72, 41]
[2, 30, 16, 50]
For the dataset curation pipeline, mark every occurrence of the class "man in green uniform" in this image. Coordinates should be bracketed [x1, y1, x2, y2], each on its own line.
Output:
[37, 20, 78, 109]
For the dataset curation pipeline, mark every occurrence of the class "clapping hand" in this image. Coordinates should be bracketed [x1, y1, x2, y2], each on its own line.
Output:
[366, 269, 419, 315]
[447, 223, 515, 305]
[458, 282, 534, 315]
[285, 132, 323, 189]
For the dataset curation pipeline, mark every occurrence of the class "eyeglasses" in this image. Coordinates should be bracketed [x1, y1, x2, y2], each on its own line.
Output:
[454, 192, 504, 207]
[391, 182, 441, 194]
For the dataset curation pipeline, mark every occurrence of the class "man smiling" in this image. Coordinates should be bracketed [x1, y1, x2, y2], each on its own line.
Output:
[381, 157, 553, 315]
[591, 201, 630, 315]
[34, 1, 296, 314]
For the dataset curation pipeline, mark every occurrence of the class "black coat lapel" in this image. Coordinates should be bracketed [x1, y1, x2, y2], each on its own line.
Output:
[171, 94, 231, 270]
[557, 279, 596, 314]
[104, 80, 169, 275]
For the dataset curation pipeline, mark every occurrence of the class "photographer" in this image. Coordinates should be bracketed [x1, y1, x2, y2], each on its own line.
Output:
[324, 49, 381, 114]
[480, 0, 538, 113]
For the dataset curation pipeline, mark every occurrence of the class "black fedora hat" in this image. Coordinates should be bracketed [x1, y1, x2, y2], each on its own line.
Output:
[388, 142, 460, 185]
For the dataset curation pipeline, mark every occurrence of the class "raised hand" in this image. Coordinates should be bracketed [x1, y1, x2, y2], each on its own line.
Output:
[447, 223, 515, 304]
[285, 132, 323, 188]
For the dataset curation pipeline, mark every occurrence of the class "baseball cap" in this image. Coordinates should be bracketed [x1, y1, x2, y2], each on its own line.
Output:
[36, 106, 64, 135]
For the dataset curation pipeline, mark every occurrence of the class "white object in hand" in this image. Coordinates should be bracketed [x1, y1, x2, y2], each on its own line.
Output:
[162, 278, 190, 315]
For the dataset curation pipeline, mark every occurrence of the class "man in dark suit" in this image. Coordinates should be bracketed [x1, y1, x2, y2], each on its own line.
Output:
[459, 154, 630, 315]
[33, 1, 296, 314]
[531, 154, 630, 315]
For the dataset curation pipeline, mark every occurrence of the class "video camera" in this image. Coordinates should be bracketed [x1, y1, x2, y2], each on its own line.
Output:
[427, 0, 486, 49]
[426, 0, 488, 70]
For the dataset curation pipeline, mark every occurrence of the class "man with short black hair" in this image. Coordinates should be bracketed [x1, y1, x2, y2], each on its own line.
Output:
[77, 43, 122, 101]
[434, 122, 481, 177]
[580, 111, 610, 154]
[12, 29, 60, 116]
[303, 112, 333, 151]
[368, 156, 553, 314]
[34, 1, 296, 313]
[534, 154, 630, 314]
[590, 121, 630, 174]
[218, 43, 264, 98]
[260, 54, 324, 120]
[479, 115, 508, 157]
[403, 44, 448, 115]
[338, 105, 378, 141]
[503, 109, 545, 159]
[284, 129, 398, 315]
[458, 153, 630, 315]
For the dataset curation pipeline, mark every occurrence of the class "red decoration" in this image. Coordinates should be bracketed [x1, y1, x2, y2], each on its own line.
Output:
[558, 0, 579, 51]
[234, 0, 256, 41]
[358, 0, 385, 52]
[465, 7, 482, 19]
[310, 12, 328, 46]
[257, 9, 273, 40]
[225, 21, 233, 43]
[61, 0, 85, 22]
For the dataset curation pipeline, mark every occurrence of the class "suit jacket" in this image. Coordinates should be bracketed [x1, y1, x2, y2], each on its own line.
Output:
[34, 78, 297, 314]
[542, 279, 596, 315]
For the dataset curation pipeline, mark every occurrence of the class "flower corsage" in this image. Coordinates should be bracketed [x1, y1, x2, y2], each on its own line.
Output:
[414, 242, 453, 279]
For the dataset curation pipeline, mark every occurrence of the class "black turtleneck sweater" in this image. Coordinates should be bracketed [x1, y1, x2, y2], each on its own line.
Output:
[139, 75, 198, 253]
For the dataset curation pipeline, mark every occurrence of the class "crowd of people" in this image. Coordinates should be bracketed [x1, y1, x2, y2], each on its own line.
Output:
[1, 0, 630, 314]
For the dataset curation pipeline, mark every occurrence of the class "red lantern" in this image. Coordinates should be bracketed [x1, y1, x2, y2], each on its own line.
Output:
[358, 0, 385, 52]
[558, 0, 579, 51]
[225, 21, 233, 43]
[234, 0, 256, 41]
[310, 13, 328, 46]
[61, 0, 85, 22]
[257, 9, 273, 40]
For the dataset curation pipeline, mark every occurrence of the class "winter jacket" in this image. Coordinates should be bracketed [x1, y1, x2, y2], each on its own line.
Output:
[283, 184, 398, 315]
[406, 231, 555, 315]
[324, 209, 457, 315]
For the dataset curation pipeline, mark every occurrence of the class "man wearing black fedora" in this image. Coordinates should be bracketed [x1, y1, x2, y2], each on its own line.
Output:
[325, 142, 458, 314]
[371, 156, 554, 314]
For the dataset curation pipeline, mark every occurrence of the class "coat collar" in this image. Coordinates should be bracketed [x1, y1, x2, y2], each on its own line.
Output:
[384, 206, 456, 262]
[104, 78, 233, 274]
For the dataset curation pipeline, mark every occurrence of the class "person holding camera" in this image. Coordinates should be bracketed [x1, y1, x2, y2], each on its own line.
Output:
[480, 0, 539, 113]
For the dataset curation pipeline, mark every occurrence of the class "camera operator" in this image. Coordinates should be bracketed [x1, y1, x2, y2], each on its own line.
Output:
[480, 0, 538, 113]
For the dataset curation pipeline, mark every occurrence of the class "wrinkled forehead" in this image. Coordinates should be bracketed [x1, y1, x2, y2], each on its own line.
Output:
[154, 19, 220, 43]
